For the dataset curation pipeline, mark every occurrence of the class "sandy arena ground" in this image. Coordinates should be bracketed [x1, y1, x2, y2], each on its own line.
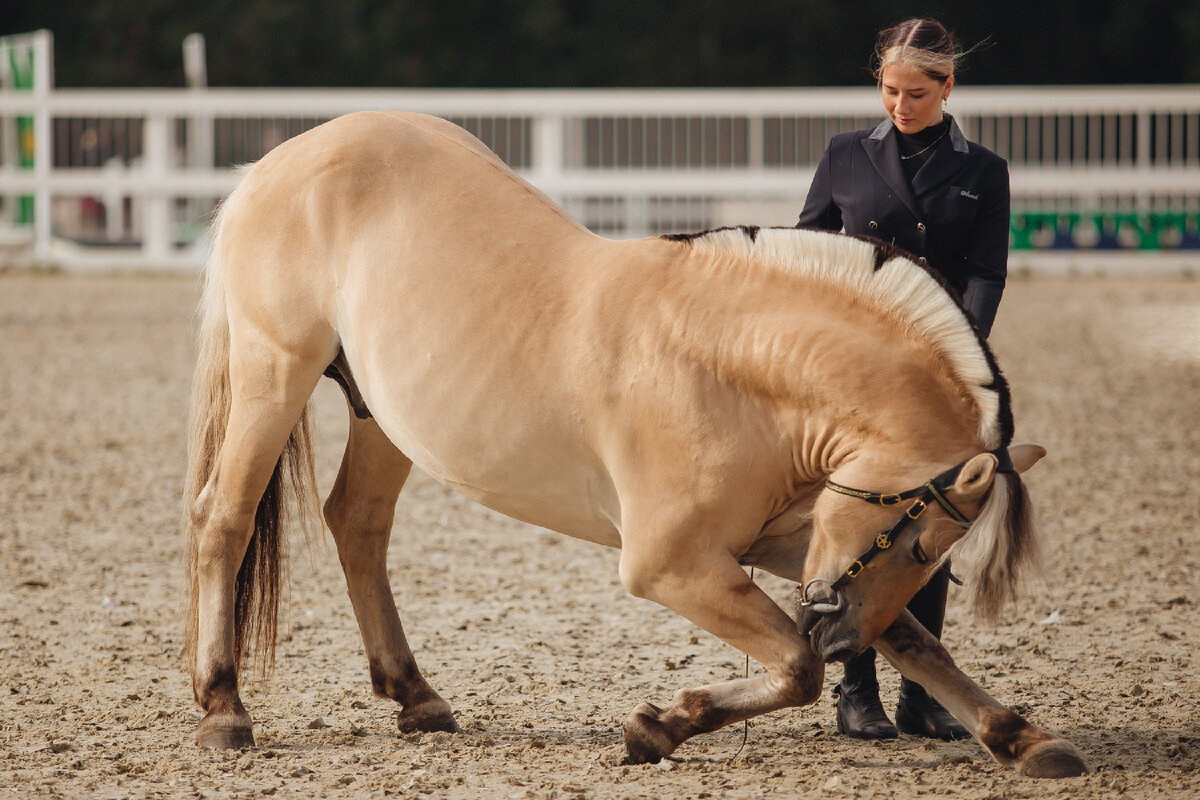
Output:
[0, 272, 1197, 799]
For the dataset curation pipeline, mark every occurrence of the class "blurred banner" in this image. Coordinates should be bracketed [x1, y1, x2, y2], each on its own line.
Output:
[2, 33, 37, 224]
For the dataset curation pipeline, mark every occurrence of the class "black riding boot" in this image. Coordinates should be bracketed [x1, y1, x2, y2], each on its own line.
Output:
[835, 648, 898, 739]
[894, 567, 970, 740]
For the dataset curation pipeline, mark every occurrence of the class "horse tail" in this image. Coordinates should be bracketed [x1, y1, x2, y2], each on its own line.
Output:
[951, 471, 1041, 623]
[183, 196, 320, 678]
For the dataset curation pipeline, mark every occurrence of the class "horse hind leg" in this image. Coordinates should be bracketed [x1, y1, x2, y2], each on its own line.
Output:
[323, 410, 457, 734]
[190, 350, 326, 749]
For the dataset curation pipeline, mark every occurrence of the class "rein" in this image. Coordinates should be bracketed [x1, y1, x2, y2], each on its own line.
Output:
[798, 458, 984, 614]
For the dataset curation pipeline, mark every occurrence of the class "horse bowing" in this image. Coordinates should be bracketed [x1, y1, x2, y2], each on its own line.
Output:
[183, 111, 1085, 777]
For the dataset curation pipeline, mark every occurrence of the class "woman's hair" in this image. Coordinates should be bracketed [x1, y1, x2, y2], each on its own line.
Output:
[872, 18, 960, 83]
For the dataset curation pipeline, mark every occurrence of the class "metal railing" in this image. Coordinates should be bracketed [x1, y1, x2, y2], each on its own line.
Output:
[3, 31, 1200, 271]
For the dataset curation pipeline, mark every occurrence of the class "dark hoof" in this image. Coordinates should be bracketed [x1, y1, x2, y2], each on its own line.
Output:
[196, 713, 255, 749]
[397, 700, 458, 734]
[1018, 740, 1088, 779]
[622, 702, 672, 765]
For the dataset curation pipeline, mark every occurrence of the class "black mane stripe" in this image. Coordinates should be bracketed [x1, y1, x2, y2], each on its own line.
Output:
[661, 224, 761, 244]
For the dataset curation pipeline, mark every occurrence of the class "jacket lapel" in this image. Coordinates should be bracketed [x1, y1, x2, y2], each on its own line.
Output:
[911, 115, 973, 199]
[863, 116, 977, 217]
[862, 119, 922, 220]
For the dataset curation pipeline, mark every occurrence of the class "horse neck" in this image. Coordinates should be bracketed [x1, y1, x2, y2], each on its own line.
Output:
[816, 323, 984, 481]
[699, 269, 986, 483]
[598, 241, 987, 483]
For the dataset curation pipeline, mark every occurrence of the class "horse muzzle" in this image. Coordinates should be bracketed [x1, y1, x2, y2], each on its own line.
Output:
[810, 624, 864, 663]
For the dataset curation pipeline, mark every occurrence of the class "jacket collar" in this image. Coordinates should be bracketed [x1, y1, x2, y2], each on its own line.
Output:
[866, 114, 970, 153]
[863, 114, 972, 219]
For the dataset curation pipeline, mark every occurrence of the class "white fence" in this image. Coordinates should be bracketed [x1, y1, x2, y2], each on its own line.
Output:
[3, 30, 1200, 272]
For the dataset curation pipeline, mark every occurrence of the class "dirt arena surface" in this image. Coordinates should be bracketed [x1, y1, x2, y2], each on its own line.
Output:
[1, 272, 1197, 799]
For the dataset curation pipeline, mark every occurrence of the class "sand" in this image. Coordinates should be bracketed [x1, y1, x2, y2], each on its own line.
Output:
[1, 273, 1197, 799]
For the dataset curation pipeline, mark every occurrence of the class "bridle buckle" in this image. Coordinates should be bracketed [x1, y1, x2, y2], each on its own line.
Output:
[905, 499, 928, 520]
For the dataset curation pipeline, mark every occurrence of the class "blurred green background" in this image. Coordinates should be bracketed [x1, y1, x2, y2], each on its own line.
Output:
[2, 0, 1198, 88]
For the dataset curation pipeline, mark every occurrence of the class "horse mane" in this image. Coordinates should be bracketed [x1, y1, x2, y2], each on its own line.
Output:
[660, 225, 1013, 450]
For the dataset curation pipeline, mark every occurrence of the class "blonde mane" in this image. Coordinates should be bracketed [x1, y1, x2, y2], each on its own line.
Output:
[662, 226, 1010, 450]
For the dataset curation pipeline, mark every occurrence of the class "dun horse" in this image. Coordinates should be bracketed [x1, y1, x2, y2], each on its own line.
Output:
[184, 111, 1085, 777]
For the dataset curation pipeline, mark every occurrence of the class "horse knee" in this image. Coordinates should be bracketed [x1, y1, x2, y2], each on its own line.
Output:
[774, 653, 822, 706]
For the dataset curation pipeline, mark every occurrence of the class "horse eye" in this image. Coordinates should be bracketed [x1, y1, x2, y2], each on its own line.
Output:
[911, 537, 929, 564]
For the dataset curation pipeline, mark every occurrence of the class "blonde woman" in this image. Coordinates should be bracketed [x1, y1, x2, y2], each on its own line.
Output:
[797, 17, 1010, 741]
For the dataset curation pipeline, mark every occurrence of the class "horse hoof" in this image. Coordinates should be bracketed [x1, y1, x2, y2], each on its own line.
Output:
[1017, 739, 1088, 778]
[196, 709, 255, 749]
[397, 700, 458, 734]
[622, 702, 672, 765]
[196, 719, 255, 750]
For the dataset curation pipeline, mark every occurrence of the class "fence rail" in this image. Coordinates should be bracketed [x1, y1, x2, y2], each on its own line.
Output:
[3, 32, 1200, 271]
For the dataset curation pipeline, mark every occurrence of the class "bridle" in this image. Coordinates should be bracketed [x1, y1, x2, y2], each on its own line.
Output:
[798, 450, 1012, 614]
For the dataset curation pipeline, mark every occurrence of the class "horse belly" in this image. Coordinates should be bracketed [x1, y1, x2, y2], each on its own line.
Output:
[349, 333, 623, 549]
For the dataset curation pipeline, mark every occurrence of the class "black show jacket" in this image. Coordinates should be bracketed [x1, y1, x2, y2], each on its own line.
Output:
[796, 115, 1010, 336]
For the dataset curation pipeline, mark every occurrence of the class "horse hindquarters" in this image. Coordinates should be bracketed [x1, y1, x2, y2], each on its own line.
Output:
[322, 413, 456, 734]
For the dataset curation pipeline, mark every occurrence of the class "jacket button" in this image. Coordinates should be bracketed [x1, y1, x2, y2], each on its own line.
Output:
[917, 222, 926, 232]
[917, 257, 928, 265]
[868, 220, 878, 230]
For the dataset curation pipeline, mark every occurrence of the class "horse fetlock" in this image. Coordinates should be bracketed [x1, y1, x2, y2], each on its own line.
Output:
[622, 701, 699, 764]
[397, 698, 458, 734]
[976, 707, 1087, 778]
[673, 687, 731, 732]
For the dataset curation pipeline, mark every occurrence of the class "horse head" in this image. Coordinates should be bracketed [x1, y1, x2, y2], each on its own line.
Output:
[797, 443, 1046, 663]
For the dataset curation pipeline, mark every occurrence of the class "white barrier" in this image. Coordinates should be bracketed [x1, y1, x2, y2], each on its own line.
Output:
[2, 30, 1200, 272]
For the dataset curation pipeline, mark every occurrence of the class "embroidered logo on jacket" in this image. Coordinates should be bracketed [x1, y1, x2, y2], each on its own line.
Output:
[960, 190, 980, 200]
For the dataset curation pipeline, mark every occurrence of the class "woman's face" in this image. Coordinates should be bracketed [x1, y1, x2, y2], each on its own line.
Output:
[880, 62, 953, 134]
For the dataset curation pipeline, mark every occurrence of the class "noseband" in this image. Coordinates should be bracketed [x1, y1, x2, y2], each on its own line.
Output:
[798, 458, 983, 614]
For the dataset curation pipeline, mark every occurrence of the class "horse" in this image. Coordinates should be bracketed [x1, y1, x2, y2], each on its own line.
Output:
[183, 110, 1085, 778]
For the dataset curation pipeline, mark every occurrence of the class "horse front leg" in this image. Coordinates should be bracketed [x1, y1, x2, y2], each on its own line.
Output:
[874, 610, 1087, 778]
[618, 547, 824, 764]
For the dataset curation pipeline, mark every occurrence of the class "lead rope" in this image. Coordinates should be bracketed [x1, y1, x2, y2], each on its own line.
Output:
[728, 566, 754, 763]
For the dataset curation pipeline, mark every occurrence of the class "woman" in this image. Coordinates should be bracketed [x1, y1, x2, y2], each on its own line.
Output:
[796, 18, 1010, 741]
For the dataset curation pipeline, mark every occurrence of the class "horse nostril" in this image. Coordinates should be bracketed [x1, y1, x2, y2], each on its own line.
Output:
[798, 578, 845, 614]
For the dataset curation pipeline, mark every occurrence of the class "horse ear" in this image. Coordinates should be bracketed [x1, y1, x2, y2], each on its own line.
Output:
[953, 453, 997, 501]
[1008, 443, 1047, 474]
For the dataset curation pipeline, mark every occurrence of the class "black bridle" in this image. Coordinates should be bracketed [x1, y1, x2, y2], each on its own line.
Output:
[798, 455, 997, 614]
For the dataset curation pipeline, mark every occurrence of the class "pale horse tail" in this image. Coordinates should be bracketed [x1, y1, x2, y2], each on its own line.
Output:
[182, 197, 321, 678]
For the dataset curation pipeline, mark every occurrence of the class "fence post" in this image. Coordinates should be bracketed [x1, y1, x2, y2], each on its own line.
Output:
[141, 113, 172, 263]
[183, 33, 213, 242]
[1136, 105, 1153, 212]
[531, 113, 564, 204]
[31, 30, 53, 264]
